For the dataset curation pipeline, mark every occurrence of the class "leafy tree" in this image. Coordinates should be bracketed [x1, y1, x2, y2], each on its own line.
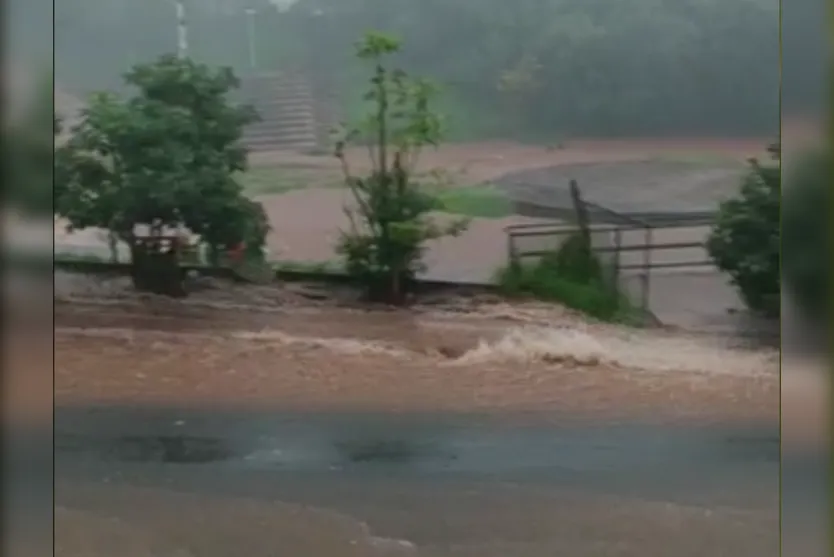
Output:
[334, 32, 467, 304]
[706, 158, 780, 317]
[55, 0, 789, 137]
[55, 55, 267, 288]
[781, 147, 829, 322]
[282, 0, 780, 137]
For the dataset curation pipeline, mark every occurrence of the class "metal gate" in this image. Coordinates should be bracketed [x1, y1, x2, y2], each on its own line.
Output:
[505, 196, 717, 315]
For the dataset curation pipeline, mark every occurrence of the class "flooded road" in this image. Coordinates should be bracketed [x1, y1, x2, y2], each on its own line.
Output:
[55, 405, 779, 556]
[53, 288, 780, 556]
[57, 406, 777, 506]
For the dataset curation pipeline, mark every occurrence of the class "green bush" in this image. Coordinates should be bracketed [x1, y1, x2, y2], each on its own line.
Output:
[495, 233, 636, 322]
[706, 160, 780, 317]
[781, 148, 830, 321]
[547, 233, 604, 284]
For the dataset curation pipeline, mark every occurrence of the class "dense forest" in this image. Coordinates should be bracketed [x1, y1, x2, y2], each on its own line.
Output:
[45, 0, 820, 138]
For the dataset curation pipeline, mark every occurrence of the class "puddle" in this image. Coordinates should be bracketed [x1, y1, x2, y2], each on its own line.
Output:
[56, 416, 778, 484]
[721, 435, 780, 462]
[110, 435, 235, 464]
[57, 434, 235, 464]
[337, 439, 426, 464]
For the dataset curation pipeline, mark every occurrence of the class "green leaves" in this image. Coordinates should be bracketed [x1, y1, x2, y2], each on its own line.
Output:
[706, 160, 780, 317]
[356, 32, 402, 59]
[55, 54, 266, 254]
[297, 0, 779, 137]
[336, 32, 468, 303]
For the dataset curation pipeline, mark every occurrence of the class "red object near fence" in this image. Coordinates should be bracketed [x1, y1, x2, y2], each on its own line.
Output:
[228, 241, 246, 262]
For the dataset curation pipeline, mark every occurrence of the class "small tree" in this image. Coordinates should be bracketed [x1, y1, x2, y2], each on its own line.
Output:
[706, 158, 780, 317]
[334, 32, 467, 304]
[55, 55, 265, 292]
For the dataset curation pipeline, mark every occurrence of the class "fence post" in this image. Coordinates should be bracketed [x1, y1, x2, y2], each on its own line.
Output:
[507, 233, 518, 269]
[612, 226, 623, 300]
[569, 179, 591, 246]
[641, 225, 653, 312]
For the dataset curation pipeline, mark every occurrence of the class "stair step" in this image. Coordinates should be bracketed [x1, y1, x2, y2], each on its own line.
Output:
[247, 116, 315, 126]
[240, 77, 309, 87]
[245, 130, 317, 140]
[252, 116, 315, 127]
[255, 106, 316, 119]
[243, 135, 317, 147]
[245, 126, 315, 135]
[254, 101, 316, 112]
[245, 122, 316, 133]
[242, 130, 316, 141]
[237, 72, 340, 154]
[245, 140, 319, 153]
[241, 91, 313, 102]
[251, 110, 316, 119]
[243, 129, 316, 141]
[251, 117, 316, 129]
[252, 105, 316, 116]
[240, 84, 313, 94]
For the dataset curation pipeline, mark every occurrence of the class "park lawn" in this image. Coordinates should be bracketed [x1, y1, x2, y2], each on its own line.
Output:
[433, 184, 513, 219]
[237, 167, 343, 196]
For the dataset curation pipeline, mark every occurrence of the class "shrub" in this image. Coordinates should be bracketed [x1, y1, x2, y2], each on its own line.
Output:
[55, 55, 264, 295]
[706, 159, 780, 317]
[781, 148, 829, 321]
[547, 233, 604, 284]
[496, 233, 635, 322]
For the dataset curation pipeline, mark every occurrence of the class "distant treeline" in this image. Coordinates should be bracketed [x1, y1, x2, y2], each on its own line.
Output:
[51, 0, 819, 138]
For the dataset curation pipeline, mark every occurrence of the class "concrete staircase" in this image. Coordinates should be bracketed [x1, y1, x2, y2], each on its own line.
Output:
[238, 73, 333, 153]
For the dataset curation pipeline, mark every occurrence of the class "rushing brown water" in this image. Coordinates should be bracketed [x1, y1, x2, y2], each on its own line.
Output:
[54, 273, 778, 422]
[53, 274, 782, 557]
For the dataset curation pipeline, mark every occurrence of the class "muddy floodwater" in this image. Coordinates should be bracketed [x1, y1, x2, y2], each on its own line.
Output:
[53, 276, 781, 556]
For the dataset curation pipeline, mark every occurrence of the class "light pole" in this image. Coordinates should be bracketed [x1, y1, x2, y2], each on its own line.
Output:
[245, 8, 258, 71]
[174, 0, 189, 58]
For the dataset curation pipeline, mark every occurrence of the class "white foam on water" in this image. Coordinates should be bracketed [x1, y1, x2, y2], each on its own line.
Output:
[232, 330, 408, 357]
[368, 536, 418, 554]
[453, 325, 778, 377]
[56, 326, 409, 358]
[56, 311, 778, 378]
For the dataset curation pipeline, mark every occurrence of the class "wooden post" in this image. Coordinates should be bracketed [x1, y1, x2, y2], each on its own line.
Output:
[569, 179, 591, 248]
[612, 226, 623, 299]
[641, 225, 653, 312]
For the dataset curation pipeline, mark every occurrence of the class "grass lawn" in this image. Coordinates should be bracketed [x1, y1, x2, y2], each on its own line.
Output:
[238, 167, 343, 195]
[646, 153, 746, 166]
[433, 184, 512, 219]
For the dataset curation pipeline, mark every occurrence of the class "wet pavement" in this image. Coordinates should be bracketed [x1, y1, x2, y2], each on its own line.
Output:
[57, 406, 779, 506]
[50, 405, 793, 555]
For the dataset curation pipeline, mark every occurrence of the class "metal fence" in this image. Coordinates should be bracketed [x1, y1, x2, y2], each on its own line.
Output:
[505, 193, 717, 314]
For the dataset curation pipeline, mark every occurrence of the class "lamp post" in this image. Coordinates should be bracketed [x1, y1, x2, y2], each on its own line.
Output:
[245, 8, 258, 71]
[174, 0, 189, 58]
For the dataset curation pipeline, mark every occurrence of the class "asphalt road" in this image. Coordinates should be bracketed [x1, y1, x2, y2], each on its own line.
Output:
[53, 404, 785, 555]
